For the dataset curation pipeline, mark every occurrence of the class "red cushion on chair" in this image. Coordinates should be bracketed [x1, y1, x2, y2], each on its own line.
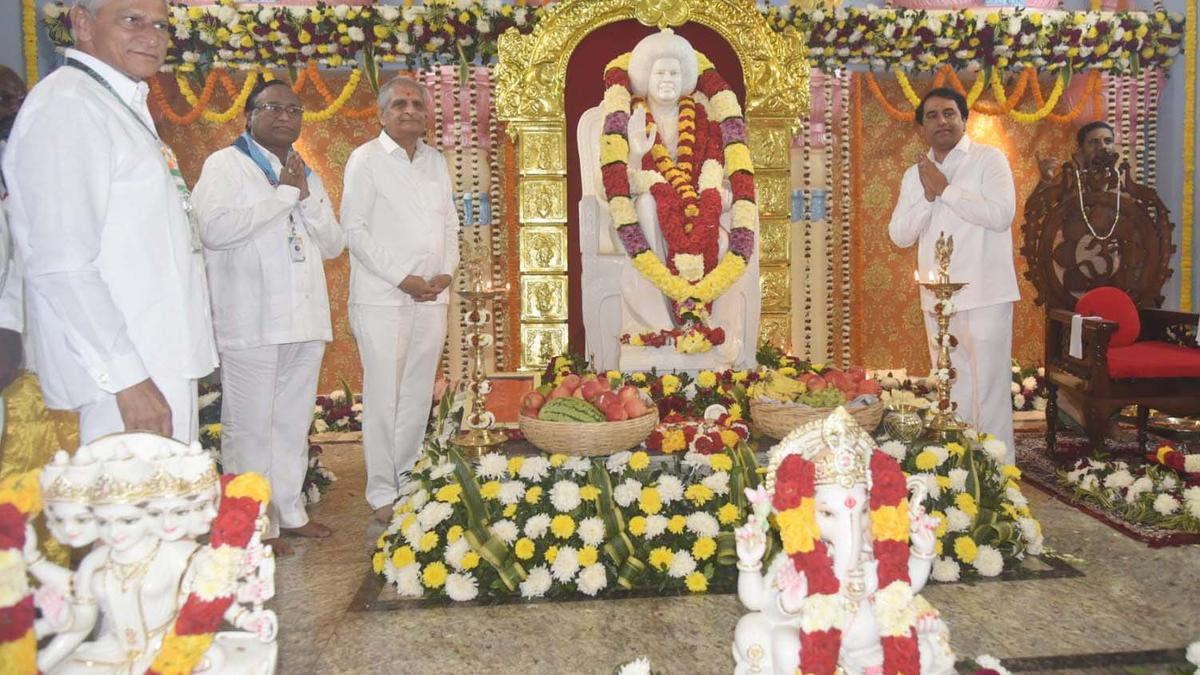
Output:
[1107, 341, 1200, 378]
[1075, 286, 1141, 347]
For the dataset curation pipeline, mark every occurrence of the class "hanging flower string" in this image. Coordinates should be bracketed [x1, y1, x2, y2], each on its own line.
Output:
[599, 50, 756, 354]
[869, 68, 1098, 124]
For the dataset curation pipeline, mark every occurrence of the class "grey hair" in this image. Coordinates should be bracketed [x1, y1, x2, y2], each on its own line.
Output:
[73, 0, 114, 11]
[377, 76, 433, 113]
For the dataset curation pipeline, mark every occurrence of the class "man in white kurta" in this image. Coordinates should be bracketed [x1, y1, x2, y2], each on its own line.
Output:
[3, 0, 216, 444]
[193, 80, 344, 546]
[342, 77, 459, 523]
[887, 87, 1018, 463]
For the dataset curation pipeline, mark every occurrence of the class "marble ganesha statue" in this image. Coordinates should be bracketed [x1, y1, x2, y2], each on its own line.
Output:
[578, 29, 760, 373]
[23, 432, 278, 674]
[732, 408, 956, 674]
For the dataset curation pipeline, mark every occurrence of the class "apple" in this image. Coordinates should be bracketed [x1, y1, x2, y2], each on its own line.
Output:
[548, 385, 572, 400]
[581, 380, 607, 402]
[594, 391, 618, 410]
[604, 401, 629, 421]
[622, 397, 648, 418]
[581, 373, 598, 384]
[572, 386, 587, 400]
[825, 371, 853, 394]
[616, 385, 641, 405]
[804, 374, 827, 391]
[856, 379, 882, 396]
[520, 391, 545, 417]
[847, 366, 867, 383]
[561, 374, 582, 393]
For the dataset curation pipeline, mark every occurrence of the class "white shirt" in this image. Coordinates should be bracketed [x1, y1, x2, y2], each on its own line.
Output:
[341, 133, 460, 306]
[888, 134, 1019, 312]
[193, 141, 344, 351]
[0, 139, 21, 334]
[2, 49, 217, 408]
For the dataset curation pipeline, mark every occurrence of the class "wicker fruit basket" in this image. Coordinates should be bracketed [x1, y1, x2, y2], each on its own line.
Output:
[750, 398, 886, 440]
[518, 409, 660, 457]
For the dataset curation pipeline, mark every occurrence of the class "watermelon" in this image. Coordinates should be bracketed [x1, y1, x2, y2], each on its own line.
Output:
[537, 397, 607, 423]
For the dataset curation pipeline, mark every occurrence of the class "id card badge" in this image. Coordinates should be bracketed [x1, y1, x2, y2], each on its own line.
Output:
[183, 200, 203, 252]
[288, 232, 306, 262]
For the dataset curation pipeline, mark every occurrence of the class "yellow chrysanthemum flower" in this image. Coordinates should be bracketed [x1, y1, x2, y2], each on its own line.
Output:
[436, 484, 463, 504]
[391, 546, 415, 568]
[545, 545, 559, 563]
[372, 551, 386, 574]
[628, 515, 647, 536]
[639, 487, 662, 515]
[578, 546, 599, 567]
[629, 451, 650, 471]
[447, 525, 464, 543]
[422, 562, 448, 588]
[507, 456, 525, 476]
[549, 454, 568, 468]
[667, 515, 686, 534]
[661, 374, 681, 396]
[953, 536, 977, 564]
[931, 511, 947, 538]
[419, 531, 439, 553]
[684, 483, 714, 507]
[514, 538, 535, 560]
[692, 537, 717, 561]
[697, 371, 717, 388]
[710, 454, 733, 472]
[954, 493, 978, 518]
[946, 442, 966, 457]
[685, 571, 708, 592]
[525, 486, 543, 504]
[719, 429, 740, 449]
[461, 552, 480, 571]
[580, 485, 600, 501]
[503, 503, 518, 518]
[649, 546, 673, 571]
[551, 514, 576, 539]
[915, 450, 939, 471]
[718, 503, 740, 525]
[480, 480, 501, 500]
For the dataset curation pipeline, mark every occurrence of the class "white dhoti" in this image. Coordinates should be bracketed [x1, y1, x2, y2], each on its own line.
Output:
[350, 303, 447, 510]
[219, 340, 325, 538]
[924, 301, 1014, 464]
[79, 376, 198, 445]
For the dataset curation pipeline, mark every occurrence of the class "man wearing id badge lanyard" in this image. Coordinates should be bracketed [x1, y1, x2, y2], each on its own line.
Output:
[193, 80, 344, 553]
[3, 0, 217, 444]
[342, 76, 460, 524]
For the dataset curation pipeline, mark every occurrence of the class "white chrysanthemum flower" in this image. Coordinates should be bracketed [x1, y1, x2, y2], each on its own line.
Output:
[682, 451, 710, 472]
[928, 445, 950, 466]
[1033, 397, 1047, 411]
[982, 437, 1008, 463]
[944, 507, 971, 532]
[931, 557, 960, 582]
[491, 519, 519, 544]
[1160, 474, 1179, 491]
[517, 456, 551, 482]
[656, 475, 684, 503]
[550, 480, 582, 512]
[1104, 469, 1135, 490]
[396, 563, 423, 597]
[702, 471, 730, 495]
[576, 563, 608, 596]
[403, 522, 424, 548]
[613, 478, 642, 508]
[617, 657, 653, 675]
[485, 0, 503, 12]
[417, 500, 453, 531]
[1153, 493, 1180, 516]
[382, 558, 400, 587]
[551, 546, 580, 582]
[948, 468, 969, 493]
[1065, 466, 1088, 485]
[498, 481, 526, 505]
[972, 544, 1004, 577]
[445, 572, 478, 602]
[477, 453, 508, 479]
[1010, 381, 1021, 394]
[1005, 486, 1028, 509]
[879, 440, 907, 461]
[643, 515, 668, 539]
[667, 550, 697, 578]
[1184, 487, 1200, 519]
[578, 517, 606, 547]
[524, 513, 551, 540]
[1187, 640, 1200, 668]
[917, 472, 940, 500]
[519, 565, 553, 599]
[563, 456, 591, 476]
[347, 26, 365, 42]
[606, 451, 632, 473]
[409, 488, 429, 511]
[685, 512, 720, 538]
[1079, 474, 1100, 492]
[1021, 376, 1038, 391]
[429, 461, 454, 481]
[312, 418, 329, 433]
[444, 537, 470, 569]
[1125, 476, 1154, 502]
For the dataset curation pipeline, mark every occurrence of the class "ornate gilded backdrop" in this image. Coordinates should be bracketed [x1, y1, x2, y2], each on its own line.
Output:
[495, 0, 809, 370]
[849, 73, 1070, 374]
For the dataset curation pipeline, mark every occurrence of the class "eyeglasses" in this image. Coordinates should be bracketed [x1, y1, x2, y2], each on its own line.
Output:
[254, 103, 305, 117]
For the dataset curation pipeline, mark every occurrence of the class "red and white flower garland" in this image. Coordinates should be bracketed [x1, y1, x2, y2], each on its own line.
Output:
[0, 471, 40, 675]
[772, 451, 919, 673]
[600, 49, 757, 353]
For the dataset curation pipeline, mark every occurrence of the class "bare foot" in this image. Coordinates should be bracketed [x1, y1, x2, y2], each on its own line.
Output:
[373, 504, 393, 525]
[281, 521, 333, 539]
[263, 537, 293, 556]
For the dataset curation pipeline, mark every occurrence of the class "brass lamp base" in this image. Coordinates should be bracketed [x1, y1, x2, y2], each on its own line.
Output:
[453, 428, 509, 457]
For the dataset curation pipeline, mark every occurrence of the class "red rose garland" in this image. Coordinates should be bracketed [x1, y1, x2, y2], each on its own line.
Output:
[0, 471, 40, 675]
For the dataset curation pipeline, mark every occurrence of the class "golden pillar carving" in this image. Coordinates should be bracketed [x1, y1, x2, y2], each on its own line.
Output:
[496, 0, 808, 369]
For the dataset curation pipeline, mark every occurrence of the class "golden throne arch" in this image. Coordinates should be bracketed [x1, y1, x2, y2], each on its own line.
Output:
[495, 0, 809, 370]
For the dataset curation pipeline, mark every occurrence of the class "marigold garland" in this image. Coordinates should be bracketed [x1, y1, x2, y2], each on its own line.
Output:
[146, 472, 271, 675]
[21, 0, 38, 87]
[873, 68, 1097, 125]
[1181, 0, 1196, 312]
[0, 471, 41, 675]
[599, 50, 757, 350]
[177, 69, 260, 124]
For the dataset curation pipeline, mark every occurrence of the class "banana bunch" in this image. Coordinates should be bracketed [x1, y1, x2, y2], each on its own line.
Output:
[752, 371, 807, 402]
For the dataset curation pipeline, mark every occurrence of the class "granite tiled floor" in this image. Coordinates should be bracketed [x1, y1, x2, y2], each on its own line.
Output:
[269, 443, 1199, 674]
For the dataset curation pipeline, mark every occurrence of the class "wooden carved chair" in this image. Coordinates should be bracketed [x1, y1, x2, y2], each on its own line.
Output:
[1021, 158, 1200, 454]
